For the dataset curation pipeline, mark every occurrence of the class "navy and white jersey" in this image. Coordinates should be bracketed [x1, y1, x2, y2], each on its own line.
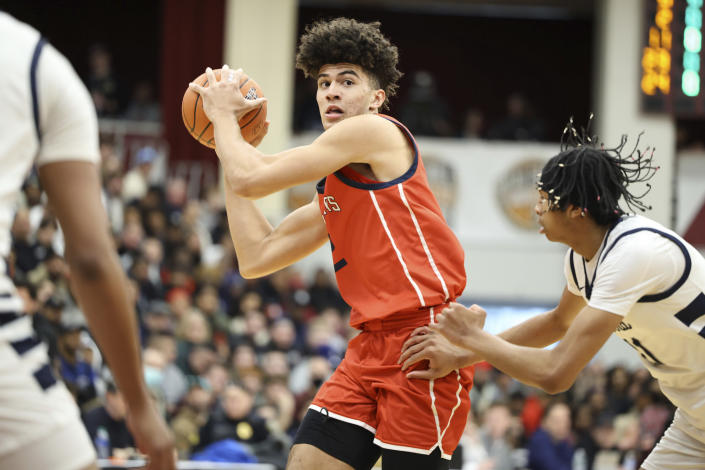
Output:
[0, 12, 99, 459]
[0, 11, 99, 281]
[565, 214, 705, 434]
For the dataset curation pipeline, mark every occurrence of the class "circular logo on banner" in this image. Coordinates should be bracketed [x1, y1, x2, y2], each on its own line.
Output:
[496, 158, 545, 230]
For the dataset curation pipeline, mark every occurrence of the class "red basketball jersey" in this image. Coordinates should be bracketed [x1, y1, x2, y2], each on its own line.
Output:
[316, 115, 466, 327]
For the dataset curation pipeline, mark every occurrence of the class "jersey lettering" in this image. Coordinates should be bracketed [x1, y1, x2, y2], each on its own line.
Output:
[322, 196, 340, 215]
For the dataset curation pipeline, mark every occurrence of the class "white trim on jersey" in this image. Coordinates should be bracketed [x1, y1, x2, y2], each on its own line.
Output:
[308, 404, 377, 434]
[398, 184, 450, 301]
[372, 438, 452, 460]
[439, 370, 464, 450]
[369, 190, 426, 306]
[0, 295, 24, 313]
[428, 378, 444, 456]
[0, 314, 32, 343]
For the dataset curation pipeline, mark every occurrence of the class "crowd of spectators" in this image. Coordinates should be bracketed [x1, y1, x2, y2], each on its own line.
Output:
[8, 146, 675, 469]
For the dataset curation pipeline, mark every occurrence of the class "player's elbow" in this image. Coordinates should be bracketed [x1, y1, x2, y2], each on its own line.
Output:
[238, 266, 267, 280]
[540, 368, 575, 394]
[65, 246, 114, 279]
[225, 173, 263, 200]
[237, 257, 270, 279]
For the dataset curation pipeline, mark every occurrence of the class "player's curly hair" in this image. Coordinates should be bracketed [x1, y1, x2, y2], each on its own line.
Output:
[537, 115, 660, 226]
[295, 17, 402, 110]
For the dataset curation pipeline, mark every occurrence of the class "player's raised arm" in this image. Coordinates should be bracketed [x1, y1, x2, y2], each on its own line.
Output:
[190, 66, 406, 199]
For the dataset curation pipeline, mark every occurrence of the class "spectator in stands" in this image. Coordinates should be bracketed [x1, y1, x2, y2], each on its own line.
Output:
[10, 208, 36, 275]
[57, 323, 98, 410]
[399, 70, 454, 136]
[124, 80, 161, 122]
[198, 383, 270, 448]
[308, 268, 347, 313]
[86, 44, 121, 117]
[101, 168, 124, 234]
[461, 108, 486, 140]
[82, 382, 135, 458]
[478, 402, 519, 470]
[527, 401, 574, 470]
[487, 92, 545, 141]
[147, 334, 189, 408]
[122, 146, 158, 202]
[170, 383, 213, 458]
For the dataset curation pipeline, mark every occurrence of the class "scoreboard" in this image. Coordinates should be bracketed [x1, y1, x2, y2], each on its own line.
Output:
[641, 0, 704, 116]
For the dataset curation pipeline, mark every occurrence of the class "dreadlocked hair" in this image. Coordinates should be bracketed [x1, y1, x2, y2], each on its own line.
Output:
[537, 115, 660, 226]
[295, 17, 402, 110]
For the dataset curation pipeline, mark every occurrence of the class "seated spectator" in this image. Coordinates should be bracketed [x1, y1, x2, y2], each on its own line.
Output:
[141, 300, 176, 340]
[123, 80, 161, 122]
[198, 383, 270, 448]
[527, 401, 574, 470]
[82, 382, 135, 458]
[170, 383, 214, 458]
[461, 108, 486, 140]
[122, 146, 157, 202]
[86, 44, 121, 117]
[487, 92, 545, 141]
[56, 322, 97, 410]
[147, 334, 189, 408]
[480, 402, 522, 469]
[398, 70, 454, 136]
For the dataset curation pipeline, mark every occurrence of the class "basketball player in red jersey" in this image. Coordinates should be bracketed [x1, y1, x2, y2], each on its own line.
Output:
[190, 18, 473, 470]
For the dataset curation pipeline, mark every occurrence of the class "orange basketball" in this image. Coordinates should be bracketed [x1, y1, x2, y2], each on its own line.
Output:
[181, 69, 267, 148]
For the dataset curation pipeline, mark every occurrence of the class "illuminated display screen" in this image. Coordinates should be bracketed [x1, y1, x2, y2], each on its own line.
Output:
[641, 0, 704, 116]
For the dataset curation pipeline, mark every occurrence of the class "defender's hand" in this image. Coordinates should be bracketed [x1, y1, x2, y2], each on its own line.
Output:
[126, 401, 176, 470]
[429, 303, 487, 350]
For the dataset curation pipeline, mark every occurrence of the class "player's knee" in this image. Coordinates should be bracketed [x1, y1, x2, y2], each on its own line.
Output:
[286, 443, 313, 470]
[287, 443, 354, 470]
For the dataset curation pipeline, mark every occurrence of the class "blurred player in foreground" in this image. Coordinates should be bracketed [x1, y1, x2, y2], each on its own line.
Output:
[191, 17, 473, 470]
[402, 118, 705, 469]
[0, 12, 175, 470]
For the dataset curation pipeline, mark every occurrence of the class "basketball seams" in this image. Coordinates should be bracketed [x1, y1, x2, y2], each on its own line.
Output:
[240, 104, 263, 129]
[182, 70, 265, 148]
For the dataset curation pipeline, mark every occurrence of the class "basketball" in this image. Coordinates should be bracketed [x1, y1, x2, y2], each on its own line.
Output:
[181, 69, 267, 148]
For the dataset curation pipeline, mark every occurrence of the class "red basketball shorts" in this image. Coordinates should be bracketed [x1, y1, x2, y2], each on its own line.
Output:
[311, 308, 474, 460]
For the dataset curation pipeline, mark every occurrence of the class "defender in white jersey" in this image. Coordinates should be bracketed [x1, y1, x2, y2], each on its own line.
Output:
[401, 119, 705, 469]
[0, 12, 174, 470]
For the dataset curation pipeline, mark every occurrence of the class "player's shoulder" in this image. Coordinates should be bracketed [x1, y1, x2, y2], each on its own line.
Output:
[609, 215, 677, 249]
[323, 113, 404, 147]
[0, 11, 38, 40]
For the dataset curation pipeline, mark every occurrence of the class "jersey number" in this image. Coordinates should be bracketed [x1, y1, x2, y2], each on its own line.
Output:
[329, 237, 347, 272]
[626, 337, 663, 366]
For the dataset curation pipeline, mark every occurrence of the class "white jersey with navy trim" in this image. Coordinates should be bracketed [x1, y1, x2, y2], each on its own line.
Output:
[0, 11, 99, 283]
[0, 12, 98, 462]
[565, 214, 705, 434]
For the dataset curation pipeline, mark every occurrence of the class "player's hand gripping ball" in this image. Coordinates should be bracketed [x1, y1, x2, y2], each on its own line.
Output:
[182, 68, 267, 148]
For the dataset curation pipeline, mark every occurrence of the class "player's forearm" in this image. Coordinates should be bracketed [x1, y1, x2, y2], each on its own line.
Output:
[497, 310, 567, 348]
[66, 250, 151, 409]
[222, 183, 277, 277]
[211, 113, 267, 198]
[464, 328, 565, 392]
